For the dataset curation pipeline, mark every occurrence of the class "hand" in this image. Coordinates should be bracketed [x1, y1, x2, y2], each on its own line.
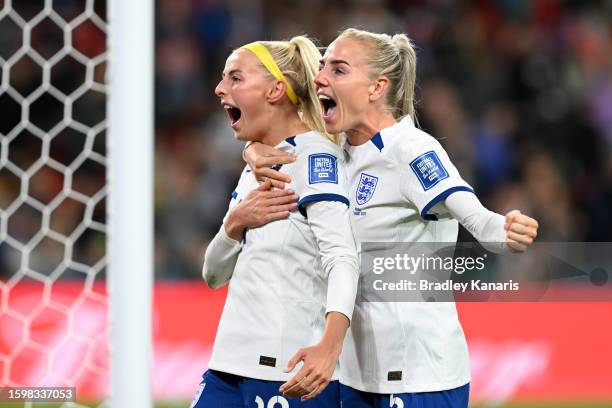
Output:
[279, 312, 348, 401]
[504, 210, 539, 252]
[279, 341, 341, 401]
[225, 180, 298, 241]
[244, 142, 295, 189]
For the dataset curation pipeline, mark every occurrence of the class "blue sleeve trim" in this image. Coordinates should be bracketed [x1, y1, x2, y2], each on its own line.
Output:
[420, 186, 475, 221]
[297, 193, 350, 217]
[231, 191, 238, 199]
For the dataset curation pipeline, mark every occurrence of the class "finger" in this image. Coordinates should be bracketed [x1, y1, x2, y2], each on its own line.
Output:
[515, 214, 539, 229]
[297, 371, 320, 395]
[261, 153, 297, 163]
[279, 373, 302, 394]
[280, 372, 309, 396]
[508, 222, 532, 236]
[284, 349, 306, 373]
[268, 203, 298, 214]
[506, 237, 528, 252]
[507, 230, 534, 246]
[509, 222, 538, 238]
[265, 194, 299, 206]
[263, 189, 295, 199]
[505, 209, 521, 225]
[270, 179, 286, 189]
[255, 178, 273, 191]
[255, 155, 295, 172]
[264, 211, 291, 223]
[257, 168, 292, 184]
[301, 382, 325, 401]
[284, 382, 306, 399]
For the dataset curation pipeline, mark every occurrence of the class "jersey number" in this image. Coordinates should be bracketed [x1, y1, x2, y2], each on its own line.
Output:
[390, 394, 404, 408]
[255, 395, 290, 408]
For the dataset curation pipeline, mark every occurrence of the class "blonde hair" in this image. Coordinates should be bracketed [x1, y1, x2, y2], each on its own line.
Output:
[245, 36, 337, 144]
[338, 28, 417, 121]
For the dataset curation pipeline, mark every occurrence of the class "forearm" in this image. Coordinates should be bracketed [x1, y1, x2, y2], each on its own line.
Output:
[202, 225, 242, 288]
[306, 201, 360, 322]
[319, 311, 349, 352]
[445, 191, 507, 253]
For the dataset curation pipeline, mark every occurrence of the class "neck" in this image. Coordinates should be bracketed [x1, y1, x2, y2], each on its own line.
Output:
[346, 109, 397, 146]
[260, 108, 309, 146]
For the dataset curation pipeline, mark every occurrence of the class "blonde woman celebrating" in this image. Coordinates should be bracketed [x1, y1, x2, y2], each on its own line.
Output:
[246, 29, 539, 408]
[192, 37, 359, 407]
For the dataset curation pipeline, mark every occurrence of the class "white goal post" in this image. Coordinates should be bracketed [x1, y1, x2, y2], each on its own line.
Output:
[0, 0, 154, 406]
[107, 0, 153, 407]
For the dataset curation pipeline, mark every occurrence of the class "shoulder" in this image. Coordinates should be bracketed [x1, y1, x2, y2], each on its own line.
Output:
[293, 131, 344, 158]
[288, 132, 346, 192]
[390, 126, 445, 163]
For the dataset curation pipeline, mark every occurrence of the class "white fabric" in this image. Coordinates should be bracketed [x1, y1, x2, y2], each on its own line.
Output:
[306, 200, 359, 321]
[202, 225, 242, 289]
[207, 131, 359, 381]
[340, 115, 472, 393]
[444, 190, 508, 253]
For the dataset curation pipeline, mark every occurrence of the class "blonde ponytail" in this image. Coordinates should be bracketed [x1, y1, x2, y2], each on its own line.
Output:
[247, 37, 338, 144]
[391, 34, 417, 120]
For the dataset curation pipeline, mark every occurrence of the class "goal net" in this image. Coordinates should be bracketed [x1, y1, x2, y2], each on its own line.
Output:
[0, 0, 152, 406]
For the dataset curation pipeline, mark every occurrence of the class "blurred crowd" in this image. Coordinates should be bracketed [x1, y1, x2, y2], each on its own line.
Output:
[1, 0, 611, 280]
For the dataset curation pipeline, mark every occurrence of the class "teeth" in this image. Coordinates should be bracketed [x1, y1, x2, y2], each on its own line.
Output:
[319, 95, 331, 101]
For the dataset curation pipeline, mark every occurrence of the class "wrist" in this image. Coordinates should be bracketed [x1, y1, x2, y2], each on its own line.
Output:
[319, 334, 344, 354]
[225, 210, 246, 241]
[242, 140, 261, 162]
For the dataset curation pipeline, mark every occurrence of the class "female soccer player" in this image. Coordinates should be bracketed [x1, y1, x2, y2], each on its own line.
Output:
[244, 29, 539, 408]
[191, 37, 360, 407]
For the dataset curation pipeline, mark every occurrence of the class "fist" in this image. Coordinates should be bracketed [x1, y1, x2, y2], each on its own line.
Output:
[504, 210, 538, 252]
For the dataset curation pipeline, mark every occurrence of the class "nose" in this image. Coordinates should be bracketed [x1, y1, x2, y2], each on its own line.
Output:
[314, 69, 328, 89]
[215, 79, 226, 98]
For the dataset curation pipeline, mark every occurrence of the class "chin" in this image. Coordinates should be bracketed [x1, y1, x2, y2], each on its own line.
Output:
[324, 123, 341, 134]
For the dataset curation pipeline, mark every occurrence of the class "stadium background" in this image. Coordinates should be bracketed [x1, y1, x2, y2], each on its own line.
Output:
[1, 0, 611, 406]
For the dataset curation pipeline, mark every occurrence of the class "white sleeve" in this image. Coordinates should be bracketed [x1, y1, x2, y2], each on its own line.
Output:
[202, 169, 250, 288]
[202, 225, 242, 288]
[400, 135, 474, 221]
[304, 200, 359, 323]
[444, 191, 509, 253]
[290, 138, 349, 216]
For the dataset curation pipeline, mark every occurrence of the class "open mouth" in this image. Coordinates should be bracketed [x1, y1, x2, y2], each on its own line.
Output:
[319, 95, 337, 119]
[223, 103, 242, 126]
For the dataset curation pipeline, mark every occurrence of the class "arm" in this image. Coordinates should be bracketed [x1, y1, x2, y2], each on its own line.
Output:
[280, 200, 359, 400]
[202, 226, 242, 289]
[444, 191, 539, 253]
[202, 180, 298, 288]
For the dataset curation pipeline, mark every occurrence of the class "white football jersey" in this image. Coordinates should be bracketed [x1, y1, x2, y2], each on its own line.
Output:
[340, 115, 474, 393]
[207, 131, 353, 381]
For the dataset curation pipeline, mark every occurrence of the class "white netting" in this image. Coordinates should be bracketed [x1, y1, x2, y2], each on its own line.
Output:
[0, 0, 108, 406]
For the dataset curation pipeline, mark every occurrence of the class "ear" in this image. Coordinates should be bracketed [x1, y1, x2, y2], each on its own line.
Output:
[266, 80, 287, 104]
[368, 76, 390, 103]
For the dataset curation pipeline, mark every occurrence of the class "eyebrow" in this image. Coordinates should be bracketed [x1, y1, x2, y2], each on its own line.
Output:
[221, 69, 241, 78]
[319, 58, 350, 66]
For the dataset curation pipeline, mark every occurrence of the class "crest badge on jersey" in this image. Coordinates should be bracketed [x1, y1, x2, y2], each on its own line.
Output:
[308, 153, 338, 184]
[409, 150, 449, 191]
[356, 173, 379, 205]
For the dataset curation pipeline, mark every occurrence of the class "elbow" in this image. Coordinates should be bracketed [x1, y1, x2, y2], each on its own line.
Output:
[202, 262, 230, 289]
[202, 262, 220, 289]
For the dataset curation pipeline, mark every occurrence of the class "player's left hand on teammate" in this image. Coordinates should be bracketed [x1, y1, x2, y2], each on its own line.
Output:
[504, 210, 539, 252]
[279, 341, 341, 401]
[244, 142, 295, 189]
